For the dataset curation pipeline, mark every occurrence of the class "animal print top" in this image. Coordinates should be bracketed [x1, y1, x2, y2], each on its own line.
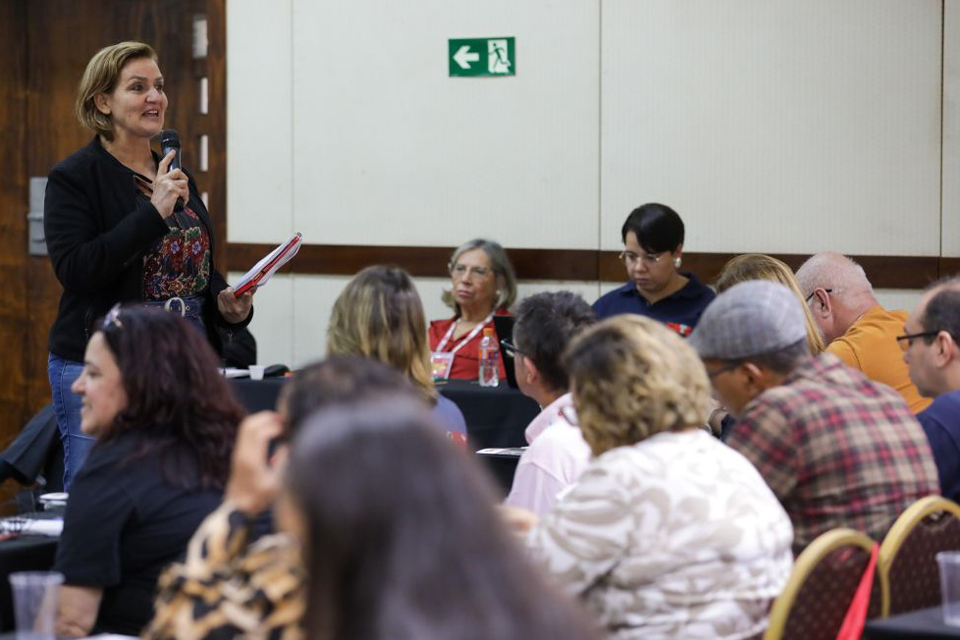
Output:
[145, 502, 305, 640]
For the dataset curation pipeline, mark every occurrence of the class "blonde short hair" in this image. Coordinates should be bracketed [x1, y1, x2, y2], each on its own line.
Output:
[327, 265, 437, 404]
[75, 41, 157, 141]
[441, 238, 517, 315]
[563, 315, 711, 456]
[716, 253, 826, 355]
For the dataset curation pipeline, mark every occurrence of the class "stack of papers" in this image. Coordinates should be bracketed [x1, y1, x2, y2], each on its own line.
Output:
[23, 519, 63, 536]
[0, 517, 63, 536]
[219, 368, 250, 379]
[476, 447, 527, 456]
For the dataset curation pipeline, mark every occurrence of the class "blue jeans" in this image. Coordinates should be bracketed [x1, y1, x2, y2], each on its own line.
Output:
[48, 353, 95, 490]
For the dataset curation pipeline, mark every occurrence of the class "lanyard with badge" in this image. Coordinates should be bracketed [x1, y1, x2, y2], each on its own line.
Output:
[431, 312, 494, 379]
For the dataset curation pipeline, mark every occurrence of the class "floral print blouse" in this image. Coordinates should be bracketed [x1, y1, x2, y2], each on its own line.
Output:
[142, 204, 211, 300]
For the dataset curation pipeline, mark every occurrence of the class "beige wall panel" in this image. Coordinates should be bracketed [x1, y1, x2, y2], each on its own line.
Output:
[252, 274, 600, 369]
[290, 0, 600, 249]
[290, 275, 353, 368]
[230, 272, 296, 367]
[242, 275, 915, 369]
[874, 289, 923, 316]
[945, 0, 960, 256]
[601, 0, 941, 256]
[226, 0, 294, 243]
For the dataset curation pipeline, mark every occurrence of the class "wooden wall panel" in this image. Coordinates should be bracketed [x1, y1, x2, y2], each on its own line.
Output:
[22, 0, 217, 423]
[0, 0, 30, 437]
[0, 0, 227, 437]
[205, 0, 228, 271]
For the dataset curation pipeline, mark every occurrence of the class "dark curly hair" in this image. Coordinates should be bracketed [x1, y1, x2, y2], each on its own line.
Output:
[95, 305, 245, 490]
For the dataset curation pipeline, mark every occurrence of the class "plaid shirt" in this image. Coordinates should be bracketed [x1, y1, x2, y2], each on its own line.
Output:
[726, 353, 939, 554]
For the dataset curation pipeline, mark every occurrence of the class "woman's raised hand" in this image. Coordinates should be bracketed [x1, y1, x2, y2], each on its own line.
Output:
[224, 411, 287, 515]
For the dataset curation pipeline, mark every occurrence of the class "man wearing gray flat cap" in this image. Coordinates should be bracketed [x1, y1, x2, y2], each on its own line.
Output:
[690, 281, 938, 555]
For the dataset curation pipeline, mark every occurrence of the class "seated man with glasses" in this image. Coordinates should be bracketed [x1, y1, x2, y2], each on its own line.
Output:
[690, 281, 938, 555]
[902, 277, 960, 503]
[796, 252, 929, 412]
[592, 203, 714, 336]
[502, 291, 596, 515]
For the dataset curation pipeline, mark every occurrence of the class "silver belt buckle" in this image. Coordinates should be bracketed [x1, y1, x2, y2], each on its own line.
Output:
[164, 296, 187, 317]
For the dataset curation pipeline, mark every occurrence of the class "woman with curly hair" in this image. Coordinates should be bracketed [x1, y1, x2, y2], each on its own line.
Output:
[521, 315, 793, 640]
[54, 305, 245, 638]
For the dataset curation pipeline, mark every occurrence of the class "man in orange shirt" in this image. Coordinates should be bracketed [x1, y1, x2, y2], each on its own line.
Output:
[796, 252, 930, 413]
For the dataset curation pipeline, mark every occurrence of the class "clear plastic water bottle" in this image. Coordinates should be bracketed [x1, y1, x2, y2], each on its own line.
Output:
[478, 327, 499, 387]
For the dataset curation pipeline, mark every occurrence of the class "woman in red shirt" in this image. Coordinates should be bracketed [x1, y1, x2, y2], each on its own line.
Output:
[429, 238, 517, 381]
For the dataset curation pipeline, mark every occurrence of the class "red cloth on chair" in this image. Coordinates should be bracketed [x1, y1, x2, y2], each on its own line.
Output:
[836, 542, 880, 640]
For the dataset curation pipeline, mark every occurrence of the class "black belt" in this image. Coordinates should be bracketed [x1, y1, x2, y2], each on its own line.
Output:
[143, 295, 205, 319]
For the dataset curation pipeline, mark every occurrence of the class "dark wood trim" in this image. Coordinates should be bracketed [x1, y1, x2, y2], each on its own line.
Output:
[680, 253, 942, 291]
[940, 258, 960, 279]
[226, 243, 600, 280]
[226, 243, 954, 290]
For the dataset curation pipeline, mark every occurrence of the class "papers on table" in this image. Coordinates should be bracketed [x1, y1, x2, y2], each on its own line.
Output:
[477, 447, 527, 457]
[232, 232, 302, 297]
[0, 517, 63, 536]
[23, 519, 63, 536]
[219, 367, 250, 379]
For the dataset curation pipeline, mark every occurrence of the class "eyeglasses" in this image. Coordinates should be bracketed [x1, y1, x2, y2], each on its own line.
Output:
[896, 330, 939, 352]
[500, 339, 523, 357]
[619, 251, 667, 266]
[449, 263, 492, 280]
[707, 362, 741, 379]
[804, 288, 834, 304]
[103, 303, 123, 330]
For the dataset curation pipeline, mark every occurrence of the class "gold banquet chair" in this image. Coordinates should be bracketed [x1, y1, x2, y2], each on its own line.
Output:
[878, 495, 960, 617]
[764, 528, 882, 640]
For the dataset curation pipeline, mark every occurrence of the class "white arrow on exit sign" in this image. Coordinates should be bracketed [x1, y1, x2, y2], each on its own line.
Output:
[453, 45, 480, 70]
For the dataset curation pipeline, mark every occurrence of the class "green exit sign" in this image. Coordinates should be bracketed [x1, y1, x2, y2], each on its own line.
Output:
[448, 37, 516, 77]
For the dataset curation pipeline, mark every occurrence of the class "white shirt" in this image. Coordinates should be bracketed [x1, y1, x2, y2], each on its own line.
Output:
[503, 393, 591, 515]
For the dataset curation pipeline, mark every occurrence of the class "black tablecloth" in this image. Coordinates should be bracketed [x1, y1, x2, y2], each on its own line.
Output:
[476, 450, 524, 497]
[864, 606, 960, 639]
[229, 378, 540, 451]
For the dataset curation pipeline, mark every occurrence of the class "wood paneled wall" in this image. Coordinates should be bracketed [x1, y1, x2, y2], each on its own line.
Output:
[0, 0, 227, 441]
[0, 0, 31, 435]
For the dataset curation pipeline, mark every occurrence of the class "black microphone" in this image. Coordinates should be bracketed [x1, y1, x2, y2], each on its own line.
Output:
[159, 129, 184, 212]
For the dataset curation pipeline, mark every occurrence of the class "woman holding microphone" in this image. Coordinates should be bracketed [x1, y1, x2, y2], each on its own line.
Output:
[44, 41, 253, 489]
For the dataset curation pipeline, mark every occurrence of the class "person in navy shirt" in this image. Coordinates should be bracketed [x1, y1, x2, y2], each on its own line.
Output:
[593, 203, 714, 336]
[902, 278, 960, 502]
